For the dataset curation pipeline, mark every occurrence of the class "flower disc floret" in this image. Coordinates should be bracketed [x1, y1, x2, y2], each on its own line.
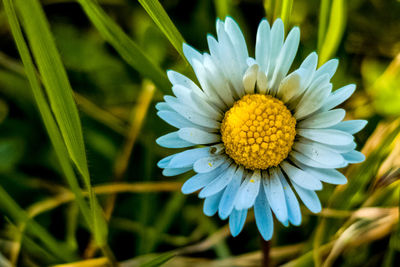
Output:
[221, 94, 296, 170]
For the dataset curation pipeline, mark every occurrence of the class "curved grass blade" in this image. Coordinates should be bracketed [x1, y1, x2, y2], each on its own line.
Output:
[77, 0, 170, 93]
[281, 0, 294, 32]
[318, 0, 346, 66]
[15, 0, 90, 182]
[317, 0, 332, 52]
[8, 0, 109, 250]
[139, 252, 176, 267]
[138, 0, 186, 61]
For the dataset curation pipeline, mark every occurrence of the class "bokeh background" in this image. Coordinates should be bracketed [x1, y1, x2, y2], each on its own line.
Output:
[0, 0, 400, 266]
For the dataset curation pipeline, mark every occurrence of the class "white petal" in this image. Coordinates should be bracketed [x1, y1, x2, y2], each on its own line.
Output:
[162, 167, 191, 176]
[199, 164, 236, 198]
[190, 91, 223, 120]
[192, 59, 226, 109]
[255, 19, 271, 71]
[295, 75, 332, 119]
[156, 132, 193, 148]
[278, 171, 302, 226]
[297, 162, 347, 185]
[183, 43, 203, 67]
[277, 70, 302, 102]
[300, 52, 318, 71]
[331, 120, 368, 134]
[297, 128, 354, 145]
[168, 147, 211, 168]
[263, 169, 288, 224]
[298, 109, 345, 129]
[157, 110, 214, 131]
[203, 190, 223, 216]
[216, 24, 245, 97]
[193, 155, 227, 173]
[203, 54, 235, 106]
[291, 183, 321, 213]
[280, 161, 323, 190]
[256, 70, 268, 94]
[167, 70, 204, 97]
[323, 84, 356, 111]
[157, 155, 174, 168]
[314, 59, 338, 80]
[178, 128, 220, 144]
[181, 162, 230, 194]
[342, 150, 365, 163]
[293, 140, 346, 167]
[224, 17, 248, 72]
[323, 141, 356, 153]
[270, 27, 300, 93]
[290, 150, 346, 169]
[229, 209, 248, 237]
[155, 102, 173, 111]
[243, 64, 259, 94]
[234, 171, 261, 210]
[266, 19, 284, 80]
[164, 96, 221, 128]
[218, 166, 244, 219]
[254, 182, 274, 240]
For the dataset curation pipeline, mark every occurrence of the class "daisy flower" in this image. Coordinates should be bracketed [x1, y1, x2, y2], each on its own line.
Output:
[156, 17, 367, 240]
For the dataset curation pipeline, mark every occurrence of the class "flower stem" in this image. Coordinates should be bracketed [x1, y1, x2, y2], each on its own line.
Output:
[261, 238, 271, 267]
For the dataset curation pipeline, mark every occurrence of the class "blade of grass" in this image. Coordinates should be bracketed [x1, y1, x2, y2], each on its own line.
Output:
[273, 0, 282, 21]
[139, 252, 176, 267]
[317, 0, 332, 52]
[214, 0, 231, 19]
[0, 186, 77, 261]
[280, 0, 294, 32]
[318, 0, 346, 66]
[15, 0, 89, 182]
[16, 0, 110, 252]
[138, 0, 186, 60]
[4, 0, 111, 260]
[77, 0, 170, 93]
[264, 0, 275, 22]
[313, 119, 400, 266]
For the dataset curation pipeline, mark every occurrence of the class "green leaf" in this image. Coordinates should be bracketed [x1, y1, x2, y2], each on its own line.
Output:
[139, 252, 175, 267]
[138, 0, 186, 60]
[5, 0, 108, 248]
[317, 0, 332, 52]
[318, 0, 347, 65]
[15, 0, 90, 182]
[280, 0, 294, 32]
[77, 0, 170, 93]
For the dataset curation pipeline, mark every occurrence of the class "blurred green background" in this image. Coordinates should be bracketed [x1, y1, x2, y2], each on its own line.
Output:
[0, 0, 400, 266]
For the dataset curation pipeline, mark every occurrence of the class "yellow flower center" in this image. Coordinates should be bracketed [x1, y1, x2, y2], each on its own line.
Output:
[221, 94, 296, 170]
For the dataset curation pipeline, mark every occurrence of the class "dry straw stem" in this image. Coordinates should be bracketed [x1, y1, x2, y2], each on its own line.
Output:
[323, 208, 398, 267]
[26, 182, 183, 219]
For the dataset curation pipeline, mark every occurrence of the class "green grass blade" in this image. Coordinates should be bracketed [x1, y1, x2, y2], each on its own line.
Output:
[318, 0, 346, 65]
[317, 0, 332, 51]
[138, 0, 186, 60]
[0, 186, 77, 261]
[264, 0, 275, 22]
[214, 0, 231, 19]
[15, 0, 90, 182]
[139, 252, 175, 267]
[77, 0, 170, 93]
[280, 0, 294, 32]
[5, 0, 108, 248]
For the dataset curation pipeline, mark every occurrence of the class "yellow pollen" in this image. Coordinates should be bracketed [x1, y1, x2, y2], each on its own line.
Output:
[221, 94, 296, 170]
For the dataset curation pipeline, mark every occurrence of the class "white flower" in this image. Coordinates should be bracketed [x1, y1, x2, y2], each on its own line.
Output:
[156, 17, 367, 240]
